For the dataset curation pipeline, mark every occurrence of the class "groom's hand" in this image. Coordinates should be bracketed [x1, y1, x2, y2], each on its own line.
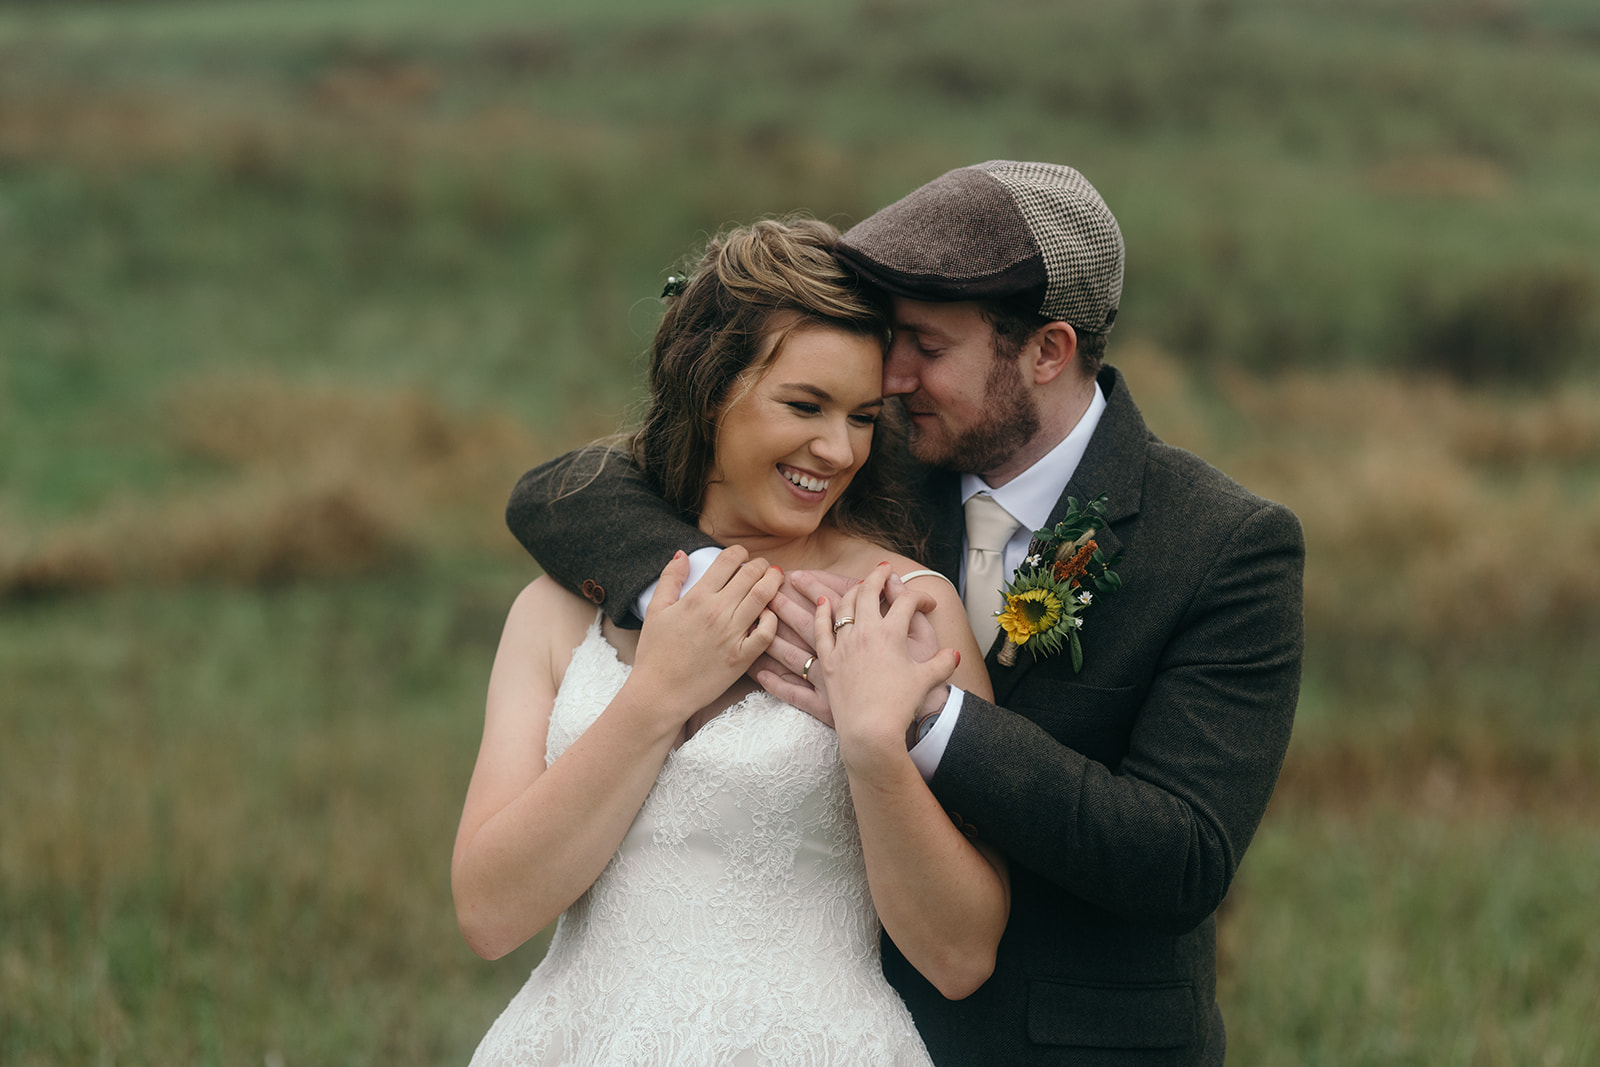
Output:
[751, 570, 853, 727]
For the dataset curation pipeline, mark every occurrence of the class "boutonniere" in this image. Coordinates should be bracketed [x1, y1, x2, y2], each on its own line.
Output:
[994, 494, 1123, 670]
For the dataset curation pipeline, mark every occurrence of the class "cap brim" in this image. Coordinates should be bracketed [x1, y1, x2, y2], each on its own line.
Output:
[834, 245, 1048, 309]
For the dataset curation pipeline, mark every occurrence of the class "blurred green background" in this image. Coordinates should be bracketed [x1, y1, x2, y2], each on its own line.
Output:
[3, 0, 1598, 1063]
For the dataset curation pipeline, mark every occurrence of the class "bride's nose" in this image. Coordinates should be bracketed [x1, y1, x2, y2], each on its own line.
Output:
[809, 417, 855, 469]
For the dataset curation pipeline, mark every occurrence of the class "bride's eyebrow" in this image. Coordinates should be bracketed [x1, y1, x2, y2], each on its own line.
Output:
[775, 383, 830, 399]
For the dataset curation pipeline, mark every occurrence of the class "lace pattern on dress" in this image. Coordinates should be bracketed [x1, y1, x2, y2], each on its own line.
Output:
[468, 614, 931, 1067]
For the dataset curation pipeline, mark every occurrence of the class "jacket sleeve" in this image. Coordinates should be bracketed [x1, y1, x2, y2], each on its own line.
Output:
[505, 446, 720, 628]
[930, 500, 1305, 935]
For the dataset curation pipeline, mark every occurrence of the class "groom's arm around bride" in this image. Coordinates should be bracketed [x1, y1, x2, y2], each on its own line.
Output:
[506, 161, 1304, 1066]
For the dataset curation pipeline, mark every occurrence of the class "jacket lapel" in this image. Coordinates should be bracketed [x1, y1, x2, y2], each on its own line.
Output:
[987, 366, 1150, 704]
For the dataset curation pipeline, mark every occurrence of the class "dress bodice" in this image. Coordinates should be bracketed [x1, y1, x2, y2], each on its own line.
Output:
[468, 615, 930, 1066]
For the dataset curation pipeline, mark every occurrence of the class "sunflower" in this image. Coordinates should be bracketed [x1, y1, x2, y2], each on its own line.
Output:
[996, 587, 1064, 646]
[990, 493, 1122, 670]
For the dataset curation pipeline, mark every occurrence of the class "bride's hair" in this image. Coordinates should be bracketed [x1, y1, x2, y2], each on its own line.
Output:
[630, 217, 922, 556]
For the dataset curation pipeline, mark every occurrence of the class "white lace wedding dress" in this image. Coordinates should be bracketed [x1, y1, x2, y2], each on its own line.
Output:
[468, 615, 932, 1067]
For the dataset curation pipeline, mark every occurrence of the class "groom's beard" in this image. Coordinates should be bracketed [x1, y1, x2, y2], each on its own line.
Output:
[900, 354, 1041, 475]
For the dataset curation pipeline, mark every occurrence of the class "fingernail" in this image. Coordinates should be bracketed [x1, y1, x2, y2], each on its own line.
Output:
[673, 550, 686, 560]
[954, 650, 961, 665]
[817, 596, 827, 606]
[878, 560, 890, 567]
[773, 565, 782, 573]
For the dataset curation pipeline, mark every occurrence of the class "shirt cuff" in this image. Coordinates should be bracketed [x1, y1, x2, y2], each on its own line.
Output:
[634, 546, 724, 620]
[908, 686, 966, 783]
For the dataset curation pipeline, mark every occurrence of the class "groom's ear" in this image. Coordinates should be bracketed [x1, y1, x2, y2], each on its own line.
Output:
[1029, 321, 1079, 386]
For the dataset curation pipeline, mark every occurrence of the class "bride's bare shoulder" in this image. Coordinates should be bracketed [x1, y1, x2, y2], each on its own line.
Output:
[502, 576, 594, 658]
[825, 537, 940, 585]
[486, 575, 609, 697]
[508, 573, 590, 618]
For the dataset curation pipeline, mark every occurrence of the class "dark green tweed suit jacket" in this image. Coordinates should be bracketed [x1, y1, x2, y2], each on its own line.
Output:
[505, 367, 1305, 1066]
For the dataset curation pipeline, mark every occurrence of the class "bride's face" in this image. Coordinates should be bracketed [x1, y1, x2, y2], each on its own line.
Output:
[699, 323, 884, 543]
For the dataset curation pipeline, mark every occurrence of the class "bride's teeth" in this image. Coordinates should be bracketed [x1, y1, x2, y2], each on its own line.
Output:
[784, 469, 828, 492]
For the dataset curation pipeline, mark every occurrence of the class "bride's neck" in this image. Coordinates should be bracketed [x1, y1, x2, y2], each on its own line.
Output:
[696, 518, 843, 573]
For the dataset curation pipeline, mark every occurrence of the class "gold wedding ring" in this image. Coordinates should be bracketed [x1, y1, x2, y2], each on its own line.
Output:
[802, 656, 815, 681]
[832, 617, 856, 633]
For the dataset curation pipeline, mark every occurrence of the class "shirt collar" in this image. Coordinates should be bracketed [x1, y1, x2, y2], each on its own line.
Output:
[960, 380, 1107, 533]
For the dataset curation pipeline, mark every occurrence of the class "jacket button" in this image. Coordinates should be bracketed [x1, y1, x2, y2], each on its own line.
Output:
[581, 579, 606, 605]
[946, 810, 978, 839]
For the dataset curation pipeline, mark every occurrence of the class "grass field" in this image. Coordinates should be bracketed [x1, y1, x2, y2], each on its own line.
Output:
[3, 0, 1599, 1063]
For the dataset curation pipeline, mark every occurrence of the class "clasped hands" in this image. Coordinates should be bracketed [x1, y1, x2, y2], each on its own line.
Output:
[632, 549, 955, 749]
[753, 564, 957, 746]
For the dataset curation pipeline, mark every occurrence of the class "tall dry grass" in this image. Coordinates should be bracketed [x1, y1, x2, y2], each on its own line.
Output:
[11, 351, 1599, 676]
[1218, 369, 1600, 659]
[1120, 344, 1600, 662]
[0, 377, 542, 598]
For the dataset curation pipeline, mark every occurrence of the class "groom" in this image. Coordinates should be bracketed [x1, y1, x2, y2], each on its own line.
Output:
[507, 162, 1303, 1065]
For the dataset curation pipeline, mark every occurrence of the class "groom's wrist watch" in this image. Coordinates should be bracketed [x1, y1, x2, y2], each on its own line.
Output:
[912, 712, 942, 745]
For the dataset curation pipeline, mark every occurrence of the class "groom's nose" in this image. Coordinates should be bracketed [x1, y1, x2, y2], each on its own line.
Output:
[882, 337, 921, 397]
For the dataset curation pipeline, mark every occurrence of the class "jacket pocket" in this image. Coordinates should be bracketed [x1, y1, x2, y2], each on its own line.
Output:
[1027, 979, 1197, 1049]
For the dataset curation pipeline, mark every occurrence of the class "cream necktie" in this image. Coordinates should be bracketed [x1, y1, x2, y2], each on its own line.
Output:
[964, 493, 1020, 649]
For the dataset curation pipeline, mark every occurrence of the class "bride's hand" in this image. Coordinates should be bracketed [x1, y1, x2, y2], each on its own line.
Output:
[808, 564, 959, 767]
[630, 547, 781, 721]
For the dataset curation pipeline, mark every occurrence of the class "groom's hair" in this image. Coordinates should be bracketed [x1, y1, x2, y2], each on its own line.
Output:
[981, 296, 1107, 379]
[629, 217, 923, 556]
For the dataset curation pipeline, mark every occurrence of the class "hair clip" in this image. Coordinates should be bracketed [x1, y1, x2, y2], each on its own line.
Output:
[661, 275, 687, 299]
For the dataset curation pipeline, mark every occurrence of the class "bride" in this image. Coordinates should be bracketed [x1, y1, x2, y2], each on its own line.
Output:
[453, 218, 1008, 1065]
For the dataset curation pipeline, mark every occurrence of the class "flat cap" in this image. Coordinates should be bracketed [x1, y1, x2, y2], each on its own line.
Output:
[836, 161, 1124, 333]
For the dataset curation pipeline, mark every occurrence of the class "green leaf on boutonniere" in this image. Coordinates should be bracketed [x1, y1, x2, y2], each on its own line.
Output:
[992, 492, 1123, 670]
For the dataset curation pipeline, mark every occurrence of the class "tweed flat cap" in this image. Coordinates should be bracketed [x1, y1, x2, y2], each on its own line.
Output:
[836, 161, 1124, 333]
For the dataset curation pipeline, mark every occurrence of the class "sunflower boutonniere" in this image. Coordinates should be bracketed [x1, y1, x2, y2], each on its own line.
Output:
[994, 494, 1123, 670]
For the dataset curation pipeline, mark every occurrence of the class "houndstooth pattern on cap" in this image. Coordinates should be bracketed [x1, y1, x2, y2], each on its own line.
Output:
[977, 161, 1124, 332]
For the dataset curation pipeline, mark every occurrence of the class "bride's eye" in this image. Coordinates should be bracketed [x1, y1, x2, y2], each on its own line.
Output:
[849, 412, 879, 427]
[785, 401, 822, 415]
